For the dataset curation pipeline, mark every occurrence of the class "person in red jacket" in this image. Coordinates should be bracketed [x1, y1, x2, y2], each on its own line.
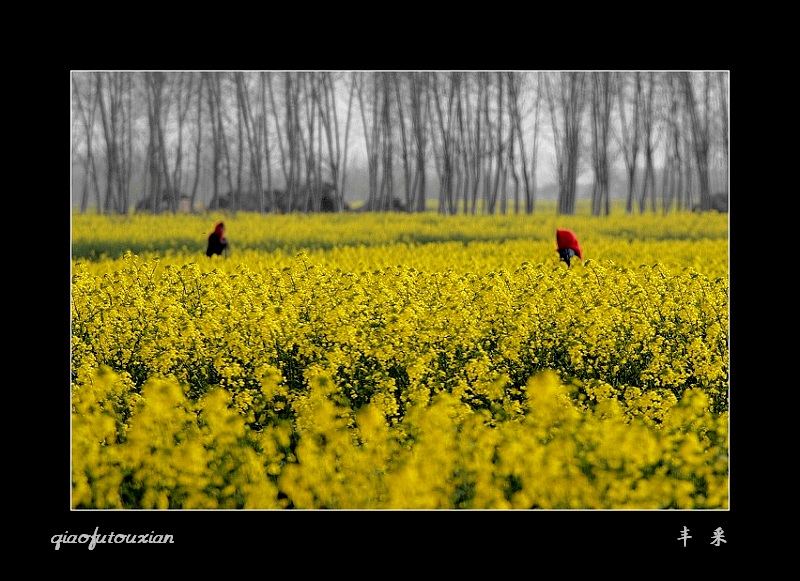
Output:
[556, 228, 582, 267]
[206, 222, 229, 257]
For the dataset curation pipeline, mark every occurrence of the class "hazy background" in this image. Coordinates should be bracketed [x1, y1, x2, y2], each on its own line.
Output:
[71, 71, 729, 215]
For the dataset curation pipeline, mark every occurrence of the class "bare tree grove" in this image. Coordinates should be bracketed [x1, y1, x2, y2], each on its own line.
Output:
[71, 71, 730, 216]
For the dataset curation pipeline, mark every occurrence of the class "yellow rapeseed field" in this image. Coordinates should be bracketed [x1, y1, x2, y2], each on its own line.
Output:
[71, 208, 729, 509]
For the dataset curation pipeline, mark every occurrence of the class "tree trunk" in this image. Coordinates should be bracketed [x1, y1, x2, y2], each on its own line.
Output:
[284, 71, 302, 211]
[172, 72, 193, 210]
[547, 72, 586, 215]
[717, 72, 729, 196]
[96, 72, 129, 214]
[590, 72, 614, 216]
[482, 73, 495, 214]
[319, 71, 348, 211]
[681, 72, 712, 211]
[145, 72, 178, 214]
[297, 72, 318, 212]
[410, 72, 429, 212]
[507, 72, 530, 215]
[616, 72, 642, 214]
[72, 73, 102, 213]
[190, 73, 204, 212]
[235, 72, 263, 212]
[380, 72, 394, 211]
[340, 72, 357, 211]
[638, 72, 658, 214]
[470, 72, 486, 215]
[393, 73, 413, 211]
[457, 72, 472, 215]
[528, 72, 542, 215]
[492, 72, 505, 215]
[357, 72, 381, 211]
[205, 73, 233, 210]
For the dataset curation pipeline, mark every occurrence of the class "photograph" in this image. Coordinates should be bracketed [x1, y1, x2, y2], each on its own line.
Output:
[65, 70, 732, 556]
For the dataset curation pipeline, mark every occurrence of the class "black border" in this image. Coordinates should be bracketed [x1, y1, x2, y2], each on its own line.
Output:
[55, 66, 743, 563]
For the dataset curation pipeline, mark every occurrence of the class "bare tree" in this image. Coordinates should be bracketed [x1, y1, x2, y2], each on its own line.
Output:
[478, 73, 495, 213]
[72, 73, 102, 212]
[460, 71, 482, 215]
[393, 73, 413, 211]
[189, 73, 205, 212]
[410, 72, 430, 212]
[268, 72, 292, 210]
[681, 99, 695, 210]
[356, 72, 382, 210]
[297, 72, 319, 211]
[236, 72, 266, 211]
[143, 72, 194, 213]
[318, 71, 352, 211]
[269, 71, 305, 211]
[491, 71, 506, 214]
[456, 72, 474, 214]
[616, 72, 642, 214]
[716, 71, 729, 196]
[638, 72, 659, 214]
[142, 73, 161, 212]
[431, 72, 458, 214]
[379, 72, 395, 210]
[681, 71, 712, 211]
[285, 72, 302, 210]
[144, 72, 173, 213]
[283, 72, 303, 209]
[234, 78, 246, 207]
[259, 72, 276, 212]
[589, 72, 616, 216]
[172, 72, 195, 210]
[96, 71, 134, 214]
[122, 75, 134, 213]
[204, 73, 235, 210]
[471, 72, 489, 214]
[660, 73, 684, 213]
[546, 71, 587, 215]
[219, 73, 236, 208]
[507, 71, 534, 214]
[340, 72, 357, 210]
[528, 72, 543, 215]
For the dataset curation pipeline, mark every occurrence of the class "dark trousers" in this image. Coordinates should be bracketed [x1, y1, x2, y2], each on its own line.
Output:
[558, 248, 578, 266]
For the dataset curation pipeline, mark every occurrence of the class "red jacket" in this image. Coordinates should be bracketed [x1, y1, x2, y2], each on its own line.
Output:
[556, 229, 582, 259]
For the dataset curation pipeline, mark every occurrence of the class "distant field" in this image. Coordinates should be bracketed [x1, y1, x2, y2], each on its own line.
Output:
[71, 206, 728, 275]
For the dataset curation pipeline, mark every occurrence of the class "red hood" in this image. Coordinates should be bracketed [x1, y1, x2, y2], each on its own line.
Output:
[556, 229, 582, 259]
